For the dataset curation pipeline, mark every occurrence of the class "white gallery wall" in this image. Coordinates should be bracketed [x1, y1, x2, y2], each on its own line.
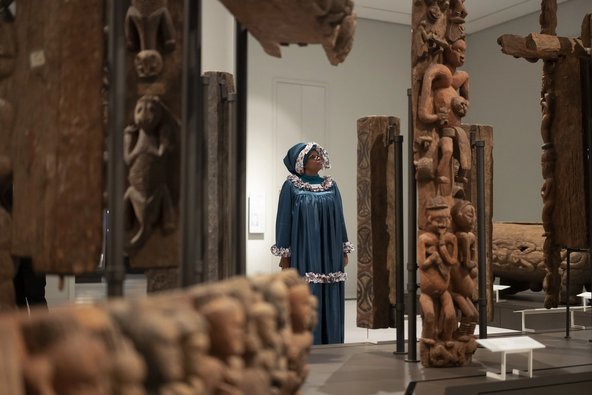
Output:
[202, 0, 235, 73]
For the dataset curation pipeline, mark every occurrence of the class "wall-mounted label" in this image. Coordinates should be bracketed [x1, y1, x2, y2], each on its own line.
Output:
[249, 192, 265, 234]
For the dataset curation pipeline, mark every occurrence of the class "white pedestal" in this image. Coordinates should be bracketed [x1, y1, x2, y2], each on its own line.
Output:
[493, 284, 510, 303]
[477, 336, 545, 381]
[577, 291, 591, 311]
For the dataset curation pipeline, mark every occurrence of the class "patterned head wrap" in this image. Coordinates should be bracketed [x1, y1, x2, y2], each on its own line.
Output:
[283, 142, 331, 175]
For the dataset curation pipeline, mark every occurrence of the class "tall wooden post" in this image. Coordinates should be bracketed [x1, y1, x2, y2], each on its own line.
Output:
[498, 1, 592, 308]
[411, 0, 487, 367]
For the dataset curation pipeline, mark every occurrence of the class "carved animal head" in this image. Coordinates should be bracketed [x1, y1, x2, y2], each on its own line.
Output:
[135, 49, 164, 78]
[134, 95, 163, 132]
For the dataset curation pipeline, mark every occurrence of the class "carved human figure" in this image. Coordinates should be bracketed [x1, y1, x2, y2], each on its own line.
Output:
[125, 0, 176, 78]
[446, 0, 467, 43]
[110, 339, 148, 395]
[282, 281, 316, 393]
[181, 316, 223, 395]
[199, 296, 246, 394]
[201, 296, 245, 359]
[111, 302, 208, 394]
[418, 38, 470, 196]
[48, 333, 112, 395]
[135, 311, 184, 387]
[450, 200, 478, 339]
[451, 200, 476, 278]
[412, 0, 449, 65]
[20, 316, 111, 395]
[124, 95, 176, 249]
[414, 20, 448, 65]
[241, 301, 284, 395]
[70, 305, 147, 395]
[418, 196, 458, 343]
[156, 308, 211, 395]
[252, 276, 291, 330]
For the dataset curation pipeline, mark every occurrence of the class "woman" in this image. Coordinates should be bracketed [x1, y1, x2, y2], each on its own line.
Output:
[271, 142, 353, 344]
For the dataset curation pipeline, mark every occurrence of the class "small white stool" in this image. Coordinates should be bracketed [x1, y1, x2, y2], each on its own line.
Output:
[493, 284, 510, 303]
[577, 291, 591, 311]
[477, 336, 546, 381]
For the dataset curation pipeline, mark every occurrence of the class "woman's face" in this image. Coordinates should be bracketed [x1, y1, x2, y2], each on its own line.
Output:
[304, 150, 323, 175]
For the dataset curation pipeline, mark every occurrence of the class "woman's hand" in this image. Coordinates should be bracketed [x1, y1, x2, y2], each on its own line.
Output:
[344, 254, 349, 267]
[279, 256, 291, 270]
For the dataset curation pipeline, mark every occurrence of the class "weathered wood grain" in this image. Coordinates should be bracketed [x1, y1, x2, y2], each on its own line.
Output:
[9, 0, 104, 274]
[356, 116, 398, 329]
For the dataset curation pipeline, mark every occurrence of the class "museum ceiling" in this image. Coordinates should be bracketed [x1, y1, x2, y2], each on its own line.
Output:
[356, 0, 570, 33]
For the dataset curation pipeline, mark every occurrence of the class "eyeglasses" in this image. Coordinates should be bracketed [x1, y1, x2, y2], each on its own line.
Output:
[308, 154, 323, 161]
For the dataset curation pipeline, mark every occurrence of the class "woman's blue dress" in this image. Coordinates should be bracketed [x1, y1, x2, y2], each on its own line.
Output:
[272, 175, 352, 344]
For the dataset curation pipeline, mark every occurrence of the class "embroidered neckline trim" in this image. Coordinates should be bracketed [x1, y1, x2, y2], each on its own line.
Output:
[287, 174, 334, 191]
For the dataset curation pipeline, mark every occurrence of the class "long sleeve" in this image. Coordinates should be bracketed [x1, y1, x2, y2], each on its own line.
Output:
[334, 182, 354, 254]
[271, 181, 293, 257]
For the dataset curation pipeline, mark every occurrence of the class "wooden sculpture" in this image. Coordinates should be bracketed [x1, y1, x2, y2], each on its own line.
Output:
[124, 0, 182, 274]
[492, 222, 591, 304]
[124, 95, 177, 250]
[417, 196, 458, 345]
[356, 116, 399, 329]
[412, 0, 480, 367]
[124, 4, 237, 282]
[125, 0, 176, 78]
[498, 0, 592, 308]
[4, 0, 104, 274]
[0, 271, 315, 394]
[218, 0, 357, 66]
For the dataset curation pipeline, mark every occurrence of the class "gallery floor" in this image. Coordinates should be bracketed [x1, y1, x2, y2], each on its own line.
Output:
[304, 291, 592, 395]
[51, 277, 592, 394]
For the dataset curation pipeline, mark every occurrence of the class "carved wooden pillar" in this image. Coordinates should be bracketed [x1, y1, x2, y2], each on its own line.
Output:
[497, 1, 591, 308]
[6, 0, 104, 274]
[356, 116, 398, 329]
[124, 0, 183, 282]
[412, 0, 481, 367]
[204, 72, 236, 281]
